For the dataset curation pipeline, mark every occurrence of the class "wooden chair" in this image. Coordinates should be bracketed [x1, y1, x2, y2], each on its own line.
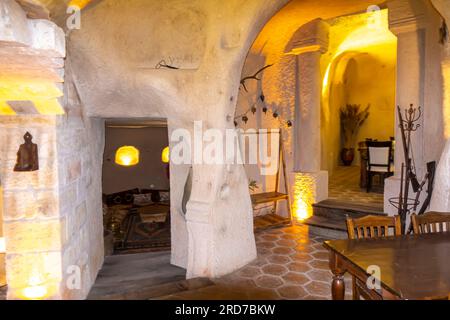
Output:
[346, 215, 402, 300]
[412, 212, 450, 234]
[346, 215, 402, 240]
[366, 141, 394, 193]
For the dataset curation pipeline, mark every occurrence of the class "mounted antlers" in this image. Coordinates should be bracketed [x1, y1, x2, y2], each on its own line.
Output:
[240, 64, 273, 92]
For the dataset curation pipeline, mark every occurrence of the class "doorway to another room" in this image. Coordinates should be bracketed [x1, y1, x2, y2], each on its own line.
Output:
[321, 9, 397, 213]
[102, 119, 171, 255]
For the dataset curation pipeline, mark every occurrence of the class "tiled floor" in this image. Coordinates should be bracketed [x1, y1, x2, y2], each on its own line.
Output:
[329, 166, 383, 207]
[1, 225, 351, 301]
[162, 224, 352, 300]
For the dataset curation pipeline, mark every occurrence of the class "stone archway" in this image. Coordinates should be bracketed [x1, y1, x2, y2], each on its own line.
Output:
[1, 0, 448, 300]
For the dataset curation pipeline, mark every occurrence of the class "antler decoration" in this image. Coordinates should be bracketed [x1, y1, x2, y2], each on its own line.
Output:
[240, 64, 273, 92]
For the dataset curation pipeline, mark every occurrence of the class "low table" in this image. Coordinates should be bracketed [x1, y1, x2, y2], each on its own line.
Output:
[324, 232, 450, 300]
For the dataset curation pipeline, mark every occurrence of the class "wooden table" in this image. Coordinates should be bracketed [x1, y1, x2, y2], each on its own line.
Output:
[324, 232, 450, 300]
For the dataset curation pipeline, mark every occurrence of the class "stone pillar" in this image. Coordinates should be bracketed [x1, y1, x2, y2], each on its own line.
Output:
[430, 0, 450, 212]
[0, 116, 65, 299]
[384, 0, 442, 215]
[285, 18, 329, 220]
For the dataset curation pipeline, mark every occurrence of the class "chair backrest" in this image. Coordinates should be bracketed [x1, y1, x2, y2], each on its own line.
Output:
[412, 212, 450, 234]
[346, 215, 402, 239]
[367, 141, 392, 169]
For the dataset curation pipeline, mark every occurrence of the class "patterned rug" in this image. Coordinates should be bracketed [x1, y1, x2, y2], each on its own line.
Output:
[117, 205, 171, 254]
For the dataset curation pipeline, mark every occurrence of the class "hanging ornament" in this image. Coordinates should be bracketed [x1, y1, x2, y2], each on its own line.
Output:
[251, 106, 257, 114]
[273, 111, 279, 118]
[287, 120, 292, 127]
[242, 115, 249, 124]
[260, 93, 265, 102]
[262, 106, 268, 114]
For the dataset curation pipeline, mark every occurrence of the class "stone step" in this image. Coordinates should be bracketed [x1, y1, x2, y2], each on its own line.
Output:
[304, 215, 347, 231]
[301, 199, 387, 240]
[88, 277, 214, 300]
[313, 199, 386, 220]
[87, 251, 214, 300]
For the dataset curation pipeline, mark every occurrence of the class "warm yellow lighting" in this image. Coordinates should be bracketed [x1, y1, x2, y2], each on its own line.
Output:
[322, 10, 396, 92]
[22, 285, 47, 300]
[0, 80, 62, 101]
[292, 174, 315, 221]
[0, 78, 64, 115]
[0, 101, 16, 115]
[21, 275, 48, 300]
[115, 146, 140, 167]
[161, 146, 170, 163]
[33, 99, 65, 115]
[68, 0, 92, 10]
[0, 237, 5, 253]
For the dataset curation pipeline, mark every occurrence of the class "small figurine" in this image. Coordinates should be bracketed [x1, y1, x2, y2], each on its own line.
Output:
[14, 132, 39, 172]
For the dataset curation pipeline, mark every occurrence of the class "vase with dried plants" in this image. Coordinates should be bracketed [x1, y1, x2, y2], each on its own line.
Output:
[340, 104, 370, 166]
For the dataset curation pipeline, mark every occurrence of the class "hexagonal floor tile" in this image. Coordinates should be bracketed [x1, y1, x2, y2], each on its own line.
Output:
[308, 260, 329, 270]
[291, 252, 313, 261]
[277, 285, 308, 300]
[304, 281, 331, 297]
[261, 264, 288, 276]
[237, 266, 262, 278]
[287, 262, 311, 273]
[266, 254, 291, 264]
[283, 272, 310, 285]
[255, 275, 284, 289]
[306, 269, 332, 282]
[272, 247, 295, 255]
[258, 241, 277, 249]
[311, 251, 329, 261]
[276, 239, 297, 247]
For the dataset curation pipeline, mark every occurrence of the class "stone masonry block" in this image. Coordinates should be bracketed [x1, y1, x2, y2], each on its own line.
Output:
[2, 189, 59, 221]
[4, 218, 66, 253]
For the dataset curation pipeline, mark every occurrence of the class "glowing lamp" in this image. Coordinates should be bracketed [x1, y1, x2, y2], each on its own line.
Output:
[161, 146, 170, 164]
[68, 0, 92, 10]
[22, 275, 47, 300]
[115, 146, 139, 167]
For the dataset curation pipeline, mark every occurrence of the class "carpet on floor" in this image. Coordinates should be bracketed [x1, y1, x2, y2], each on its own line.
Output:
[117, 204, 171, 254]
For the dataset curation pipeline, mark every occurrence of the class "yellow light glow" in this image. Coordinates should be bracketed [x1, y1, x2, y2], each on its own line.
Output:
[21, 275, 48, 300]
[443, 64, 450, 139]
[33, 99, 65, 115]
[0, 101, 15, 115]
[161, 146, 170, 163]
[292, 174, 315, 221]
[322, 10, 396, 93]
[22, 285, 47, 300]
[0, 237, 5, 253]
[115, 146, 140, 167]
[0, 78, 65, 115]
[68, 0, 92, 10]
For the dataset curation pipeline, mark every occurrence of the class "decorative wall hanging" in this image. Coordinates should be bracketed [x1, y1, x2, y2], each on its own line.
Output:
[14, 132, 39, 172]
[236, 64, 293, 128]
[155, 58, 179, 70]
